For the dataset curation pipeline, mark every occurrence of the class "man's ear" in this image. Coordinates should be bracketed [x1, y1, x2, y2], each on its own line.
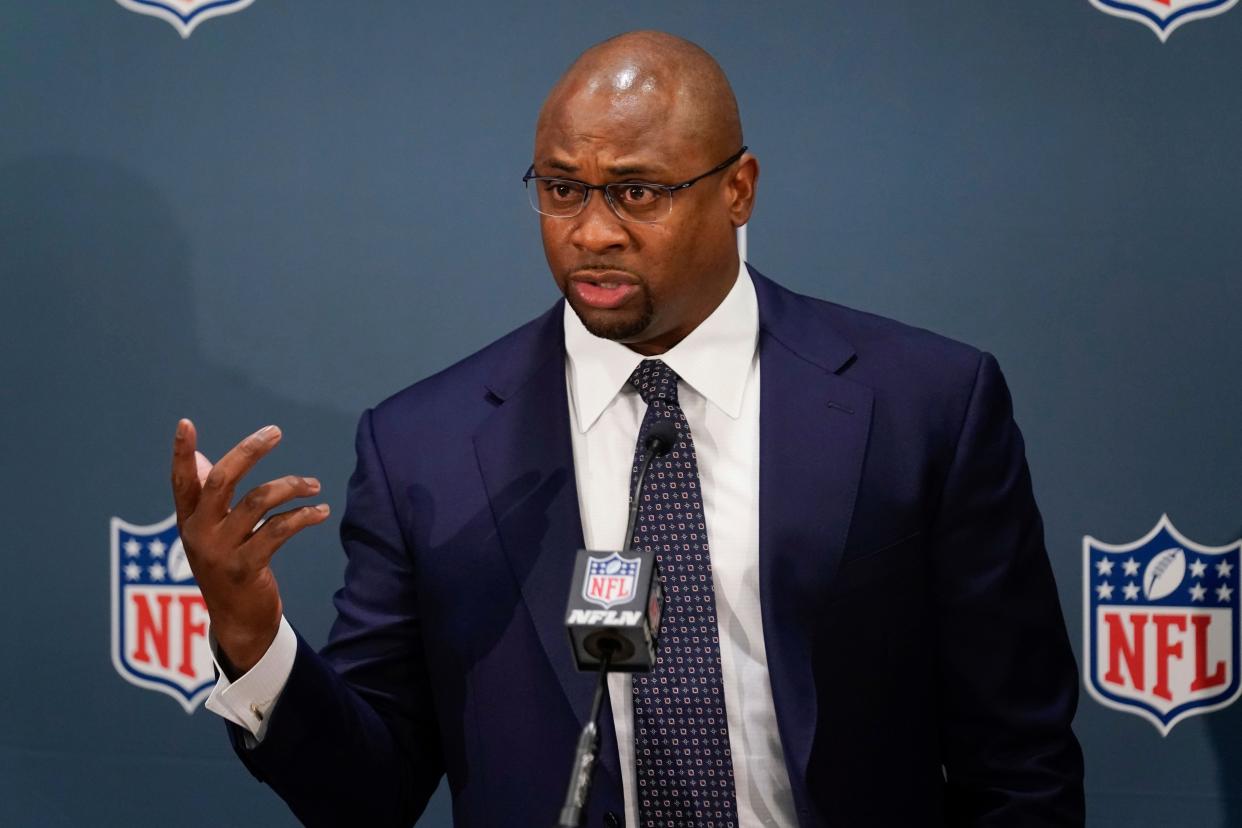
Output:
[726, 154, 759, 227]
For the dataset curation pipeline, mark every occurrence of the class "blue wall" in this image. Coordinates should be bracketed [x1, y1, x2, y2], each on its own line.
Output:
[2, 2, 1240, 825]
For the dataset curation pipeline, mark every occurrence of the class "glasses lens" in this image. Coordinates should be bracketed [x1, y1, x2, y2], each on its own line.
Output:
[605, 183, 672, 223]
[528, 178, 586, 217]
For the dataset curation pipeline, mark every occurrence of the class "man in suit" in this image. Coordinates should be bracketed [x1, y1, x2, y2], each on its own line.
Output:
[172, 30, 1084, 827]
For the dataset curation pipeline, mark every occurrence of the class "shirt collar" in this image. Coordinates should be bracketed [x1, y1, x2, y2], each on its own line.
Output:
[564, 260, 759, 432]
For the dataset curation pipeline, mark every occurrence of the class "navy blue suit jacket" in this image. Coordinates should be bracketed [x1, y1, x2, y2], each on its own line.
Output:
[229, 269, 1084, 827]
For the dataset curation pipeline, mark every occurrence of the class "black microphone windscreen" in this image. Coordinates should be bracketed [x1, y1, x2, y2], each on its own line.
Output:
[646, 421, 678, 456]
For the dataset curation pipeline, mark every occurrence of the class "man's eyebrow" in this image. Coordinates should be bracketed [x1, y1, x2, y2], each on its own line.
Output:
[542, 159, 578, 174]
[606, 163, 663, 178]
[536, 158, 667, 178]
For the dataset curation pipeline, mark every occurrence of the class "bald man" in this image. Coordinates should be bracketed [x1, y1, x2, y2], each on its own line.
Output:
[179, 31, 1083, 828]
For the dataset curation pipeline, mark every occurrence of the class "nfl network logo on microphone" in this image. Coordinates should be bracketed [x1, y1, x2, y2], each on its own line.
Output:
[111, 513, 214, 712]
[1084, 515, 1241, 734]
[583, 552, 640, 610]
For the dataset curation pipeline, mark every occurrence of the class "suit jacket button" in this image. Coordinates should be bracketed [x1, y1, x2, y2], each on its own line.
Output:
[603, 811, 621, 828]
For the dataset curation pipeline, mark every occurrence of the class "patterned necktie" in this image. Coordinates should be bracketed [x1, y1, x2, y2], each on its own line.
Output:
[629, 359, 739, 828]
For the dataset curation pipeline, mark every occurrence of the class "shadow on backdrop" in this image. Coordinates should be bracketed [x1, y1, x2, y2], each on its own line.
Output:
[0, 155, 374, 827]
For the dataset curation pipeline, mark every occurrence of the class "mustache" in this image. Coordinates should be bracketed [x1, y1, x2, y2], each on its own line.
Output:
[567, 264, 642, 280]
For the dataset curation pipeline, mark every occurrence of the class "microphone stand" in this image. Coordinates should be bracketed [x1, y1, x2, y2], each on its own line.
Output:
[555, 422, 673, 827]
[556, 642, 614, 828]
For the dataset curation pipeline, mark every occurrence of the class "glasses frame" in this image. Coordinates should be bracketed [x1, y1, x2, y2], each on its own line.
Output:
[522, 145, 748, 224]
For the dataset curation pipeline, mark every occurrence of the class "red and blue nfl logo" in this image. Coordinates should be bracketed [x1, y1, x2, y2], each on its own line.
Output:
[584, 552, 641, 610]
[1090, 0, 1239, 42]
[111, 513, 214, 712]
[1084, 515, 1241, 734]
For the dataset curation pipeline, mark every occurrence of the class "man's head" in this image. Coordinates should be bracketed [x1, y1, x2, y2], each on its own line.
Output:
[532, 31, 758, 355]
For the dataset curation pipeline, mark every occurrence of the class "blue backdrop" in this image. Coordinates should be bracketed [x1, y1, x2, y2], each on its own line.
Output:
[2, 2, 1240, 825]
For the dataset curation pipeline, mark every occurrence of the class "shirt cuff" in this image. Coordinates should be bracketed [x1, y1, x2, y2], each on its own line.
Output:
[204, 616, 296, 745]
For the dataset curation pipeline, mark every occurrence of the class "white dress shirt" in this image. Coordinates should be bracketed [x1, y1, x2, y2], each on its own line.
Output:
[207, 263, 795, 825]
[566, 264, 794, 827]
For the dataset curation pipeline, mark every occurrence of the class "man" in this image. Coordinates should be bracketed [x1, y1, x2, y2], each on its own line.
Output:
[172, 31, 1084, 827]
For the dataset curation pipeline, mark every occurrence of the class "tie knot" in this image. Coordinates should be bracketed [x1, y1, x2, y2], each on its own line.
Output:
[629, 359, 680, 406]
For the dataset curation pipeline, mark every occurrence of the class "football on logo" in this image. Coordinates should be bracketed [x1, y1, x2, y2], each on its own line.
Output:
[111, 513, 214, 713]
[1090, 0, 1238, 42]
[1083, 515, 1241, 734]
[114, 0, 256, 39]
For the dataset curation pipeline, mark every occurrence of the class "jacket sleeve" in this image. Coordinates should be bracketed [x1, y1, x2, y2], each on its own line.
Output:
[226, 407, 444, 827]
[932, 352, 1085, 826]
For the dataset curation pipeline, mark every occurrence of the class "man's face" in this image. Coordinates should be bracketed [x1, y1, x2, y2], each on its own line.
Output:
[533, 87, 745, 355]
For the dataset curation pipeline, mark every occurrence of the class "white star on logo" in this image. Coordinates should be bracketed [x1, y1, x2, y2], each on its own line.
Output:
[1217, 584, 1234, 603]
[124, 562, 142, 581]
[1216, 559, 1234, 579]
[1122, 582, 1140, 601]
[1095, 582, 1114, 600]
[1189, 558, 1207, 578]
[1095, 558, 1114, 577]
[124, 538, 142, 557]
[148, 563, 167, 581]
[148, 539, 167, 558]
[1121, 557, 1139, 576]
[1190, 584, 1207, 602]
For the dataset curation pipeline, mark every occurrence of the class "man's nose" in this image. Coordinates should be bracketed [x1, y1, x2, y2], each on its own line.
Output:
[569, 191, 629, 253]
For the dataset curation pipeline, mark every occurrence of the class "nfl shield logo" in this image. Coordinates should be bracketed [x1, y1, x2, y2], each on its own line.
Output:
[583, 552, 641, 610]
[1084, 515, 1241, 734]
[115, 0, 256, 39]
[111, 513, 214, 712]
[1090, 0, 1239, 42]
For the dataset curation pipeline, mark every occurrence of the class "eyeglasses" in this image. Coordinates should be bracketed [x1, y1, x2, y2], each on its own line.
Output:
[522, 146, 748, 224]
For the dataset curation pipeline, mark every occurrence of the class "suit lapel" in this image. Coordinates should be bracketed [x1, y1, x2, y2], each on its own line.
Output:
[752, 269, 873, 810]
[471, 303, 622, 790]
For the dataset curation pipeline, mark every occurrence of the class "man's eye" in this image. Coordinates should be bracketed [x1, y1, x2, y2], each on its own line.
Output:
[618, 185, 659, 204]
[542, 181, 580, 201]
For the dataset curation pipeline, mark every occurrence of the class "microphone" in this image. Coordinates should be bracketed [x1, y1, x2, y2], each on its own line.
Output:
[565, 418, 675, 671]
[556, 418, 676, 828]
[622, 420, 677, 551]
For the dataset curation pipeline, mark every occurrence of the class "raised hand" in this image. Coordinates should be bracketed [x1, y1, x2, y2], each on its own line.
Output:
[170, 419, 330, 676]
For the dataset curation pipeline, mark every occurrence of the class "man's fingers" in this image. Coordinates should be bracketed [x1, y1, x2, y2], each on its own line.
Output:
[171, 419, 203, 523]
[240, 503, 331, 567]
[225, 475, 322, 538]
[195, 451, 213, 486]
[197, 424, 283, 518]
